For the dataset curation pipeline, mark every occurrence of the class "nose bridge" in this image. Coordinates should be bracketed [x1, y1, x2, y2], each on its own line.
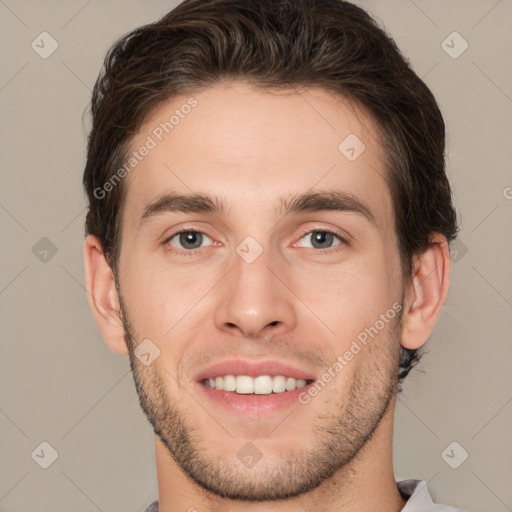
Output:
[213, 236, 296, 338]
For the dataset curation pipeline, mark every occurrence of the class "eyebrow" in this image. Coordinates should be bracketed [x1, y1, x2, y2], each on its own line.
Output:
[138, 189, 378, 228]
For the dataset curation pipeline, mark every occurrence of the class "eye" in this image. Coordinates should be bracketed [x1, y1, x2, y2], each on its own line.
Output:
[294, 229, 347, 253]
[163, 227, 348, 257]
[164, 229, 214, 254]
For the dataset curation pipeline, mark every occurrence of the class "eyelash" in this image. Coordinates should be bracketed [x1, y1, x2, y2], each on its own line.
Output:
[163, 227, 348, 257]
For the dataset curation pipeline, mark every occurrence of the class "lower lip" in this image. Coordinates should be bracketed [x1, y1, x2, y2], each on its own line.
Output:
[197, 381, 313, 414]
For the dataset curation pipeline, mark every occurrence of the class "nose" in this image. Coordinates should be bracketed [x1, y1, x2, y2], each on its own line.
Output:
[213, 245, 297, 339]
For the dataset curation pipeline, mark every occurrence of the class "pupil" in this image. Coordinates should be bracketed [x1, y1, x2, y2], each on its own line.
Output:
[312, 231, 333, 249]
[180, 231, 202, 249]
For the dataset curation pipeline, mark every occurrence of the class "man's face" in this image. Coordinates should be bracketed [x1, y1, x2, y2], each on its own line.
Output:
[116, 82, 405, 500]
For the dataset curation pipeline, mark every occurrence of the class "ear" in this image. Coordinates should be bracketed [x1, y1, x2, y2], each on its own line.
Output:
[401, 233, 452, 350]
[84, 235, 128, 355]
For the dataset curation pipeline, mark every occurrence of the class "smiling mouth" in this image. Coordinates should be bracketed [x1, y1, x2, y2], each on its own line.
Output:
[201, 375, 314, 395]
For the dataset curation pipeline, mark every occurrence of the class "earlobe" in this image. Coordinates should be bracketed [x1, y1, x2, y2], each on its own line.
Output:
[401, 233, 452, 350]
[84, 235, 129, 355]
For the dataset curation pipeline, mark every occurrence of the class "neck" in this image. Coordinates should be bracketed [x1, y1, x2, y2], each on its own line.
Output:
[154, 396, 407, 512]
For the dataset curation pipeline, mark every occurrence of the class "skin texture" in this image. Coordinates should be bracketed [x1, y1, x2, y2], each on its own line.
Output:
[84, 81, 451, 511]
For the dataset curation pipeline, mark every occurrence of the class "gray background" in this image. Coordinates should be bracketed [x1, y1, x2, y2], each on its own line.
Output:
[1, 1, 511, 511]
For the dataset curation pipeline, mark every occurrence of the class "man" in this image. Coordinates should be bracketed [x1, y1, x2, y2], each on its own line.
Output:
[82, 0, 464, 510]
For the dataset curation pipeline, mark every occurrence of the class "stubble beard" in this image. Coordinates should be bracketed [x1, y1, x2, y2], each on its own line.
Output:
[118, 290, 403, 501]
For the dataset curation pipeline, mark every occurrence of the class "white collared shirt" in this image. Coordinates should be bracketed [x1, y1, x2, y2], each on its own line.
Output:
[398, 479, 468, 511]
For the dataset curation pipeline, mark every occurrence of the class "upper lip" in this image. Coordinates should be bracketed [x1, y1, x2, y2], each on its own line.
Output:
[194, 359, 317, 382]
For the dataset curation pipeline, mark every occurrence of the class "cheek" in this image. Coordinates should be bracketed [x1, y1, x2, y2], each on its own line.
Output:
[120, 253, 218, 338]
[291, 256, 398, 344]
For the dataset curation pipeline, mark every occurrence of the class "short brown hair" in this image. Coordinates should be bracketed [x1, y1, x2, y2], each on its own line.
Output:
[83, 0, 458, 386]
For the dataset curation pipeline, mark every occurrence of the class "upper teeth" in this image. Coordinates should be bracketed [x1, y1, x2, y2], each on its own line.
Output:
[203, 375, 309, 394]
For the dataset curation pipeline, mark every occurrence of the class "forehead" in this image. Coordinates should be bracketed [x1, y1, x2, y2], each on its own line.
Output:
[122, 81, 392, 230]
